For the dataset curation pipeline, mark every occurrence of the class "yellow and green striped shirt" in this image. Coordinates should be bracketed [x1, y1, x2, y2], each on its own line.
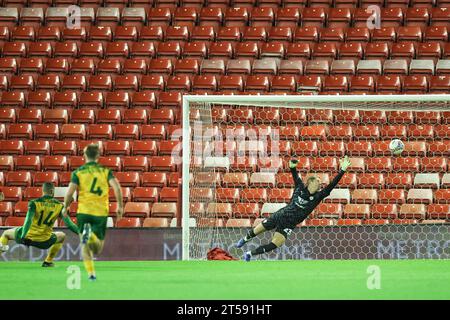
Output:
[23, 195, 63, 242]
[71, 162, 114, 217]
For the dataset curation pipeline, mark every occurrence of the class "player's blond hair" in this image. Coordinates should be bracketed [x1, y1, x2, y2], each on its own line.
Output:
[306, 176, 319, 186]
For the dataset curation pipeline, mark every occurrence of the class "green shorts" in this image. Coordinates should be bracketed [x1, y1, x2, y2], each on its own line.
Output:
[76, 213, 108, 240]
[14, 227, 57, 250]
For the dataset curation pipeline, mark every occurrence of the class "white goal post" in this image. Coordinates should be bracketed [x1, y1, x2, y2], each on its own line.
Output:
[182, 94, 450, 261]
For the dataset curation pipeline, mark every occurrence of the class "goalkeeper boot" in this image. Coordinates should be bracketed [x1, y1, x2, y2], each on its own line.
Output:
[88, 275, 97, 281]
[42, 261, 54, 267]
[243, 252, 252, 262]
[81, 223, 92, 245]
[235, 238, 247, 249]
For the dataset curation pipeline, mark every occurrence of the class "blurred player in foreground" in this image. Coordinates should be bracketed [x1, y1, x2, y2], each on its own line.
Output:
[236, 156, 352, 261]
[63, 144, 123, 281]
[0, 183, 79, 267]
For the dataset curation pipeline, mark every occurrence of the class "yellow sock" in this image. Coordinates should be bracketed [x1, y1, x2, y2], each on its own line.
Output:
[87, 233, 100, 252]
[0, 236, 8, 246]
[83, 258, 95, 276]
[88, 232, 99, 246]
[45, 243, 63, 263]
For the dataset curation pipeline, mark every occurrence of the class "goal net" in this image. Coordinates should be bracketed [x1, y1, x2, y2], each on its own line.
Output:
[182, 95, 450, 261]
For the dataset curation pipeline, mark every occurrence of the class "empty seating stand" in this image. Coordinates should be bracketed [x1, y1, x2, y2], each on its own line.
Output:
[0, 2, 449, 228]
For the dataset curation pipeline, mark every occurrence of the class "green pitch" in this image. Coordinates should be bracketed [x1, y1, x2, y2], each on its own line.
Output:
[1, 260, 450, 300]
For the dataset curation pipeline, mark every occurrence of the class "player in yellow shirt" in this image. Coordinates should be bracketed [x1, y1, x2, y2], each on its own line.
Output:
[0, 183, 79, 267]
[63, 144, 123, 281]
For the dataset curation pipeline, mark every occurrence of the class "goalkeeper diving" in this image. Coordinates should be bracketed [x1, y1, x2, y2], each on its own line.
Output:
[236, 155, 352, 261]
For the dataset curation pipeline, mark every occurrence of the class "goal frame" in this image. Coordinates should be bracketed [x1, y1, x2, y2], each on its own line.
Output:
[181, 94, 450, 261]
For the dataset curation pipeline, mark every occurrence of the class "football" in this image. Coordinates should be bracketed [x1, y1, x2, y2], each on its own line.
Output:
[389, 139, 405, 155]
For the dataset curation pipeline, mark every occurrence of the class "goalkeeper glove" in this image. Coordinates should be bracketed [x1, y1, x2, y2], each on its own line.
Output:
[289, 159, 298, 169]
[339, 156, 351, 171]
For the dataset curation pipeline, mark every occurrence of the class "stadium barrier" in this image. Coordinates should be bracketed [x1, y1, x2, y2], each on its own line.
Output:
[1, 225, 450, 261]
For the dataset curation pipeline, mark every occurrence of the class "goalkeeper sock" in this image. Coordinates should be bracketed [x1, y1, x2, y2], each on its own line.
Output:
[251, 242, 278, 256]
[244, 229, 257, 242]
[0, 235, 8, 246]
[45, 243, 63, 263]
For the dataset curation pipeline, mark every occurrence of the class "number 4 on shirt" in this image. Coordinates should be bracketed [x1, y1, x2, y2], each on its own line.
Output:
[90, 177, 103, 196]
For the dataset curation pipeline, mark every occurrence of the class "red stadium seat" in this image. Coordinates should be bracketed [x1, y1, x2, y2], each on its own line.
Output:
[276, 8, 300, 27]
[61, 124, 86, 140]
[0, 156, 14, 171]
[4, 216, 25, 227]
[268, 188, 293, 202]
[143, 217, 171, 228]
[87, 124, 113, 140]
[17, 108, 42, 124]
[435, 190, 450, 204]
[343, 204, 370, 219]
[151, 202, 177, 218]
[338, 173, 357, 189]
[316, 203, 343, 218]
[421, 157, 448, 172]
[122, 156, 148, 172]
[304, 219, 335, 226]
[8, 124, 33, 140]
[379, 189, 406, 204]
[241, 188, 267, 203]
[133, 187, 160, 202]
[393, 157, 420, 172]
[226, 218, 252, 227]
[0, 108, 16, 124]
[33, 172, 59, 186]
[142, 172, 167, 187]
[104, 141, 131, 156]
[0, 202, 13, 217]
[115, 124, 140, 140]
[35, 124, 59, 140]
[109, 187, 131, 202]
[6, 171, 32, 187]
[150, 156, 177, 172]
[132, 141, 158, 156]
[428, 204, 450, 219]
[216, 188, 240, 202]
[0, 141, 23, 155]
[372, 204, 398, 219]
[16, 156, 41, 171]
[41, 156, 67, 171]
[124, 202, 151, 218]
[115, 172, 141, 188]
[399, 204, 426, 219]
[428, 141, 450, 156]
[159, 187, 179, 202]
[116, 217, 142, 228]
[0, 187, 22, 202]
[358, 173, 384, 188]
[43, 109, 69, 125]
[53, 92, 78, 109]
[98, 156, 122, 171]
[351, 189, 378, 204]
[14, 201, 29, 216]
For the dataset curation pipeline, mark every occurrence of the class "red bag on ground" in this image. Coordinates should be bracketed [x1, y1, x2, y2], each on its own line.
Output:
[207, 247, 239, 260]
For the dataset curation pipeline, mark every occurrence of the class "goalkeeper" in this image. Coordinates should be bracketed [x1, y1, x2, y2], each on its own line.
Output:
[236, 156, 352, 261]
